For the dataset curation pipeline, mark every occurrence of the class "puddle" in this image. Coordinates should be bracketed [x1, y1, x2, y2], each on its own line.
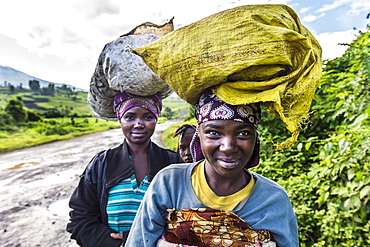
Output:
[48, 198, 71, 217]
[24, 169, 82, 188]
[1, 161, 40, 171]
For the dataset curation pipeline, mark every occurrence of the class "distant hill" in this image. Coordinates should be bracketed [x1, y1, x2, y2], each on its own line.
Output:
[0, 65, 86, 92]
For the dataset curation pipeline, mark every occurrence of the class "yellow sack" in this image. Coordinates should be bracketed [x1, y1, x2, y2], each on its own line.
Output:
[133, 4, 322, 148]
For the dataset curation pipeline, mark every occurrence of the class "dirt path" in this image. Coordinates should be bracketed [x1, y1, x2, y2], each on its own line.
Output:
[0, 117, 183, 247]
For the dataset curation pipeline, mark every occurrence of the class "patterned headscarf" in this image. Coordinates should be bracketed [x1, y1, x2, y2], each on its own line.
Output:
[190, 90, 261, 168]
[113, 91, 162, 121]
[172, 124, 197, 138]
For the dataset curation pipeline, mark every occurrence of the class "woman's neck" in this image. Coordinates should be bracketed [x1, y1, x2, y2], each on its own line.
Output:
[204, 164, 250, 196]
[126, 140, 150, 156]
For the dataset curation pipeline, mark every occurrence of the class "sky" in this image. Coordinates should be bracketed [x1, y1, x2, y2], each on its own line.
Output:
[0, 0, 369, 91]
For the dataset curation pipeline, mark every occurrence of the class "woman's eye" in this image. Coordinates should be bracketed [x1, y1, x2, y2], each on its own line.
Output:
[207, 130, 219, 136]
[239, 131, 249, 136]
[145, 115, 154, 120]
[124, 115, 134, 120]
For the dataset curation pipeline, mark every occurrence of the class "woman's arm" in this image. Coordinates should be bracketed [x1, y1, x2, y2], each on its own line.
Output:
[67, 176, 122, 247]
[66, 150, 123, 247]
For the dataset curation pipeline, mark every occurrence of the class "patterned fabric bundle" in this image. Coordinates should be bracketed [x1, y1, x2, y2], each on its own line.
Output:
[158, 208, 276, 247]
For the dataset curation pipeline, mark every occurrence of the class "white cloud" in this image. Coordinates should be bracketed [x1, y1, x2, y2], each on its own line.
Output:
[0, 0, 365, 89]
[348, 1, 370, 15]
[315, 29, 363, 60]
[303, 13, 325, 23]
[317, 0, 351, 12]
[300, 7, 311, 14]
[317, 0, 370, 16]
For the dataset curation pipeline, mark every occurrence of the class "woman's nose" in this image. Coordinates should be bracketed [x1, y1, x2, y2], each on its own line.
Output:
[184, 147, 191, 156]
[219, 137, 236, 153]
[134, 120, 144, 128]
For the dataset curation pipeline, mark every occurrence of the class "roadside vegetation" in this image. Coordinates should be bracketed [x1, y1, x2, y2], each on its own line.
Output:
[1, 26, 369, 247]
[0, 82, 188, 152]
[164, 29, 370, 246]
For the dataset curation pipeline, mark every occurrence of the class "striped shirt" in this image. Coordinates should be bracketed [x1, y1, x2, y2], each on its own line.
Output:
[106, 174, 150, 231]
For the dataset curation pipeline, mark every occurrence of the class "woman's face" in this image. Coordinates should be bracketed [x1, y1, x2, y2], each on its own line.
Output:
[120, 106, 157, 145]
[198, 119, 256, 179]
[178, 128, 195, 163]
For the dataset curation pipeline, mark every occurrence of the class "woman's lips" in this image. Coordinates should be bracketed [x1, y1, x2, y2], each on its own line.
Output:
[218, 159, 239, 169]
[131, 132, 146, 137]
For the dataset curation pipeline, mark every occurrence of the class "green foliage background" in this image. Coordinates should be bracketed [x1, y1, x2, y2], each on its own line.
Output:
[0, 85, 188, 152]
[164, 29, 370, 246]
[1, 26, 369, 246]
[248, 29, 370, 246]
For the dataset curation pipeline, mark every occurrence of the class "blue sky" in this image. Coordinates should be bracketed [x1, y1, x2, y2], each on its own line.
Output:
[0, 0, 369, 90]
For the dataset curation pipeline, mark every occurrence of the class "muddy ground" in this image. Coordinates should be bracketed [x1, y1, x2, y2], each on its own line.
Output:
[0, 118, 181, 247]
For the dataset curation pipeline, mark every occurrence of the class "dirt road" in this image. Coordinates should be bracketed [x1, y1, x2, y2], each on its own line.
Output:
[0, 118, 182, 247]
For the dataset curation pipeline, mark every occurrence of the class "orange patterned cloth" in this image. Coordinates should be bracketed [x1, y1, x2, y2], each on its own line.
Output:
[159, 208, 276, 247]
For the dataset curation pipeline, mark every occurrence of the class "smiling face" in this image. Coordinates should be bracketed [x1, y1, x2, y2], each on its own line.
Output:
[120, 106, 157, 145]
[198, 119, 256, 180]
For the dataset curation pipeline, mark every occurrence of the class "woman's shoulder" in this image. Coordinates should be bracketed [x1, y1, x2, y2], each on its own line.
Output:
[251, 171, 288, 193]
[154, 162, 197, 180]
[161, 162, 195, 172]
[151, 142, 183, 163]
[84, 144, 123, 177]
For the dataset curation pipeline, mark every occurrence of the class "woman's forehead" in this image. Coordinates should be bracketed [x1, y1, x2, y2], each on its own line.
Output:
[200, 119, 254, 128]
[124, 106, 153, 115]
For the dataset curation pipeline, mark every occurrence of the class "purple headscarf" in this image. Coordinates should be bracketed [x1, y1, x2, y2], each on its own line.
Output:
[113, 91, 162, 120]
[190, 90, 261, 168]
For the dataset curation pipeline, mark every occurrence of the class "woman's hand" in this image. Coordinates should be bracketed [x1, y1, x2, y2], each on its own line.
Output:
[110, 232, 123, 239]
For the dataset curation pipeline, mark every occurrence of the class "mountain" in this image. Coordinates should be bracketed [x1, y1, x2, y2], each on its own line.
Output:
[0, 65, 86, 91]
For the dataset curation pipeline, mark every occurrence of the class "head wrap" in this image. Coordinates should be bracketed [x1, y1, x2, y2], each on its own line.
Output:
[190, 90, 261, 168]
[195, 90, 261, 127]
[172, 124, 197, 138]
[113, 91, 162, 121]
[173, 124, 197, 154]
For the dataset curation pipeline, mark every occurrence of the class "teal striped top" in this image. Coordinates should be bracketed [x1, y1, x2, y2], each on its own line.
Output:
[106, 174, 150, 231]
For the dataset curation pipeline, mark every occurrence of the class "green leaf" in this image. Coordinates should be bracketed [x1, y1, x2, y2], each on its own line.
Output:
[326, 142, 333, 153]
[344, 195, 361, 210]
[360, 186, 370, 199]
[348, 169, 356, 180]
[331, 187, 347, 196]
[297, 142, 303, 151]
[305, 142, 312, 151]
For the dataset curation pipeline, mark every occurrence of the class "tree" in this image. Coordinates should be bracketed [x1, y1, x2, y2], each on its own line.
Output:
[29, 80, 40, 92]
[5, 95, 27, 122]
[9, 84, 15, 94]
[161, 107, 174, 119]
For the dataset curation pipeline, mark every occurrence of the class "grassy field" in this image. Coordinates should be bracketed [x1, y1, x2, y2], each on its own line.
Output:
[0, 87, 93, 116]
[0, 117, 121, 152]
[0, 87, 190, 152]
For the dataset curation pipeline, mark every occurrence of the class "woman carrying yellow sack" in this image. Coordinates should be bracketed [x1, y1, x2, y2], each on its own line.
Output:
[125, 4, 321, 246]
[125, 89, 298, 246]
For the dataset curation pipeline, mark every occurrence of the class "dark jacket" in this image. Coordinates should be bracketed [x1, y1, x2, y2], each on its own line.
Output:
[66, 140, 183, 247]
